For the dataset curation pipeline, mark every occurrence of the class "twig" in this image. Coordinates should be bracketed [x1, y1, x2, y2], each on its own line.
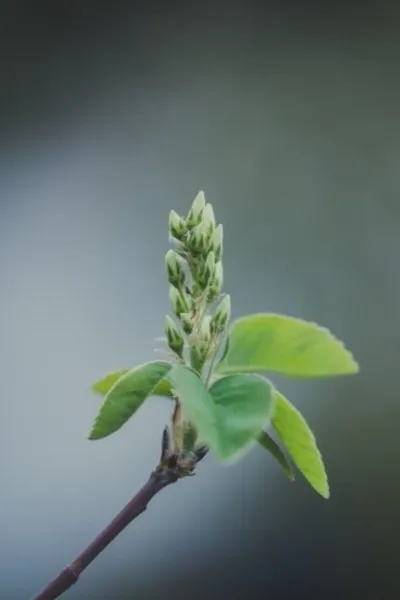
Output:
[30, 467, 179, 600]
[31, 423, 208, 600]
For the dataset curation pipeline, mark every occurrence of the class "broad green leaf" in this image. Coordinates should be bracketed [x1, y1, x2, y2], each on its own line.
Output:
[92, 369, 130, 395]
[272, 391, 329, 498]
[210, 374, 275, 460]
[92, 369, 174, 398]
[257, 430, 294, 481]
[166, 365, 219, 451]
[152, 378, 174, 398]
[217, 313, 359, 378]
[89, 361, 173, 440]
[168, 367, 275, 461]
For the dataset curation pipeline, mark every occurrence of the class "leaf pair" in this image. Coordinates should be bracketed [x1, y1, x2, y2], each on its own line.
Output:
[90, 361, 275, 462]
[213, 313, 357, 498]
[168, 365, 274, 460]
[90, 313, 358, 499]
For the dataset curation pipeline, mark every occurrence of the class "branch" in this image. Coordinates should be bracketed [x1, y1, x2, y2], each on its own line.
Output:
[30, 468, 178, 600]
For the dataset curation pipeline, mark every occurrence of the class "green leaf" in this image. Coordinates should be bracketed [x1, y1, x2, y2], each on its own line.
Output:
[218, 334, 230, 363]
[89, 360, 173, 440]
[210, 374, 275, 460]
[92, 369, 130, 395]
[217, 313, 359, 378]
[166, 365, 219, 451]
[257, 430, 295, 481]
[272, 391, 329, 498]
[92, 369, 174, 398]
[168, 367, 275, 461]
[152, 378, 174, 398]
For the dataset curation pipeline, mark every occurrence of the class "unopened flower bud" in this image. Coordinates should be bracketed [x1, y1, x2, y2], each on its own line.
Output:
[187, 191, 206, 228]
[189, 344, 207, 374]
[189, 221, 211, 254]
[202, 203, 216, 229]
[180, 312, 194, 334]
[169, 286, 189, 317]
[214, 261, 223, 291]
[207, 285, 219, 303]
[169, 210, 186, 240]
[203, 250, 216, 284]
[198, 315, 211, 344]
[211, 294, 231, 332]
[164, 315, 184, 357]
[212, 224, 223, 261]
[207, 260, 223, 302]
[189, 336, 211, 373]
[190, 281, 202, 300]
[165, 249, 185, 287]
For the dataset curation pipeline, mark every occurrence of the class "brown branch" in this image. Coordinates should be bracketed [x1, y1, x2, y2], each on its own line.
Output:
[30, 468, 178, 600]
[30, 422, 208, 600]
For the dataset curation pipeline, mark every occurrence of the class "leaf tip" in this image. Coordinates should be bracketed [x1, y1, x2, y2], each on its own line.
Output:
[336, 342, 359, 375]
[349, 356, 360, 374]
[316, 476, 330, 499]
[320, 485, 330, 499]
[88, 425, 103, 441]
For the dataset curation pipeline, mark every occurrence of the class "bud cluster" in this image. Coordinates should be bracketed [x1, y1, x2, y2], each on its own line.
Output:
[164, 191, 231, 373]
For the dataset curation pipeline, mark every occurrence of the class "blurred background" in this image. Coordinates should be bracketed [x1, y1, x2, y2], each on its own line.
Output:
[0, 2, 399, 598]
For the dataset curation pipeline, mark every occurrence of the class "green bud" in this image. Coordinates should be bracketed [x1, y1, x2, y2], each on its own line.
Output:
[207, 260, 223, 302]
[201, 205, 216, 253]
[189, 221, 211, 254]
[203, 250, 216, 284]
[169, 210, 186, 240]
[169, 286, 189, 317]
[180, 312, 194, 334]
[198, 315, 211, 344]
[202, 203, 216, 229]
[207, 284, 220, 304]
[187, 191, 206, 228]
[191, 281, 202, 300]
[164, 315, 184, 357]
[189, 337, 211, 374]
[196, 250, 215, 290]
[211, 294, 231, 333]
[212, 224, 223, 261]
[213, 261, 223, 291]
[165, 249, 185, 286]
[190, 344, 207, 374]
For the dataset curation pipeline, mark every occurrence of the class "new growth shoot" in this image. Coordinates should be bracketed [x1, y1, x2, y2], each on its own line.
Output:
[31, 191, 359, 600]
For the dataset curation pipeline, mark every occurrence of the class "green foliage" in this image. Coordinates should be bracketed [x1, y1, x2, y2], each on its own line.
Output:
[167, 364, 219, 451]
[272, 390, 329, 498]
[89, 361, 173, 440]
[88, 192, 360, 500]
[92, 369, 173, 398]
[217, 313, 359, 378]
[92, 369, 130, 395]
[167, 366, 274, 460]
[257, 430, 294, 481]
[151, 378, 174, 398]
[209, 373, 274, 460]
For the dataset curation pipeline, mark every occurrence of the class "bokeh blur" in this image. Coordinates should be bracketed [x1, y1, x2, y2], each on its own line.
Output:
[1, 2, 399, 598]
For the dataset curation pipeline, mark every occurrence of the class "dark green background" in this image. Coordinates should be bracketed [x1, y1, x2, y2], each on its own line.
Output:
[0, 2, 399, 598]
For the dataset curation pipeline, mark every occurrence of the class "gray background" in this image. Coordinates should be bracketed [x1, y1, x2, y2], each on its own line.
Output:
[0, 2, 399, 598]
